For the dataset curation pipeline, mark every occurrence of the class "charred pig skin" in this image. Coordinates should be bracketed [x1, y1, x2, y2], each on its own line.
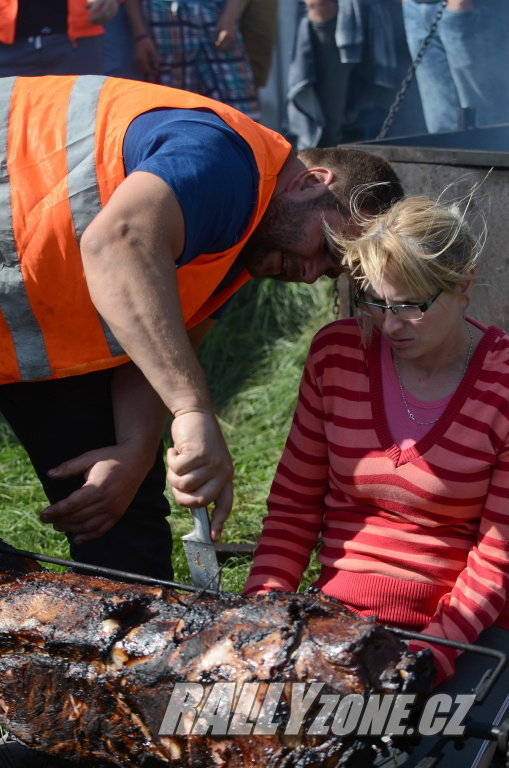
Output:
[0, 564, 435, 768]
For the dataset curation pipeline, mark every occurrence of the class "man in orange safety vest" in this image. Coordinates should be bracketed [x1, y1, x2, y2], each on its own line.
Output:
[0, 75, 402, 578]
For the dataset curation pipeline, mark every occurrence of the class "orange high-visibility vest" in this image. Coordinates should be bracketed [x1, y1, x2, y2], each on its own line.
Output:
[0, 76, 291, 384]
[0, 0, 104, 45]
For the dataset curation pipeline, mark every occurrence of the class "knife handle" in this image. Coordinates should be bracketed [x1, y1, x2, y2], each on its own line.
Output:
[191, 506, 212, 543]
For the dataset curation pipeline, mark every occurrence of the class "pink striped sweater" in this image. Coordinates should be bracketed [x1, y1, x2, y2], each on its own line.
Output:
[244, 318, 509, 683]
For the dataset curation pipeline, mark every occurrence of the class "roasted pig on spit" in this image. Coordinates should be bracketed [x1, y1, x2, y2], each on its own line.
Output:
[0, 548, 435, 768]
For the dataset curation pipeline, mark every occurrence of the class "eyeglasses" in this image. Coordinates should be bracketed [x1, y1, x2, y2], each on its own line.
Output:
[353, 288, 443, 321]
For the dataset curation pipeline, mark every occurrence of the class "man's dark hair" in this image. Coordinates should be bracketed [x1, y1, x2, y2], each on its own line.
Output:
[298, 147, 404, 217]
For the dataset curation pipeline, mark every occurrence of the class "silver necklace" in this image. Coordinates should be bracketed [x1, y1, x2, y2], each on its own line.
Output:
[393, 322, 473, 426]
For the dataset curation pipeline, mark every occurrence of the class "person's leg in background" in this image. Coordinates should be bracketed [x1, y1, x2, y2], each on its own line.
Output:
[236, 0, 279, 90]
[376, 0, 427, 138]
[141, 0, 197, 93]
[103, 2, 145, 79]
[402, 0, 460, 133]
[308, 12, 355, 146]
[440, 0, 509, 128]
[141, 0, 258, 119]
[0, 367, 173, 580]
[195, 0, 259, 119]
[296, 0, 354, 146]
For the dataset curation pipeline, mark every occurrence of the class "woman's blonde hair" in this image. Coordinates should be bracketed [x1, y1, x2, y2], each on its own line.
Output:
[333, 194, 482, 297]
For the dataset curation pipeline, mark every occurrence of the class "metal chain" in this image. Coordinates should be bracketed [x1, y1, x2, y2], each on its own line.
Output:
[332, 277, 341, 318]
[376, 0, 448, 140]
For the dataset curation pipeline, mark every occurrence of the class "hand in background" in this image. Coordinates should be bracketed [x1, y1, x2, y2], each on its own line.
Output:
[304, 0, 338, 23]
[446, 0, 474, 10]
[135, 35, 160, 81]
[215, 3, 237, 50]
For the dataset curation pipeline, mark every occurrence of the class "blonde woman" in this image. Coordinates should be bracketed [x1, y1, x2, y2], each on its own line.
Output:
[245, 197, 509, 701]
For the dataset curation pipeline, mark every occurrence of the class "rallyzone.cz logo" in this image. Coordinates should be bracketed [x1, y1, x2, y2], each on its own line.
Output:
[158, 682, 476, 738]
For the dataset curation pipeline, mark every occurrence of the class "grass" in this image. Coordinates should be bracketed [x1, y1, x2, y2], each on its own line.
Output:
[0, 278, 338, 592]
[0, 421, 70, 565]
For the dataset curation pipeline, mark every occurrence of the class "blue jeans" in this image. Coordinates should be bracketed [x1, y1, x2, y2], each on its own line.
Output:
[402, 0, 509, 133]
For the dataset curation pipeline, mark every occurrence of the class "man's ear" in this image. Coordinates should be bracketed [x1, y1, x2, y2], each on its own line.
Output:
[282, 167, 335, 198]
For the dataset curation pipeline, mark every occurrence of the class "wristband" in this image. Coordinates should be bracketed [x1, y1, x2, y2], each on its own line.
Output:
[134, 33, 149, 42]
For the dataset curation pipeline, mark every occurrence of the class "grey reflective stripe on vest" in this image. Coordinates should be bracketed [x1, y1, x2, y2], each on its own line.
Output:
[67, 76, 124, 358]
[0, 76, 52, 380]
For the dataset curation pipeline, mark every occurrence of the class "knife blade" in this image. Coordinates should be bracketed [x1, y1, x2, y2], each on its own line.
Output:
[182, 506, 221, 591]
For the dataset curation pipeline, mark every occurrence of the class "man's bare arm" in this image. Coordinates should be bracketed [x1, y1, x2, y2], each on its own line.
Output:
[80, 171, 233, 533]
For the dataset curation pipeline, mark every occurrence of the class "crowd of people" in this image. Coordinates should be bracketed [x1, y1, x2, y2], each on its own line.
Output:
[289, 0, 509, 146]
[0, 2, 508, 767]
[0, 0, 275, 114]
[2, 1, 508, 140]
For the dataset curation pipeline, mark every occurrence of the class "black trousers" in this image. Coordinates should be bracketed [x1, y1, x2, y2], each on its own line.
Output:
[0, 367, 173, 580]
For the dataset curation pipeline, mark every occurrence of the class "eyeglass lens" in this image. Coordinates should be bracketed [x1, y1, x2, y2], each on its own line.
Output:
[372, 304, 422, 320]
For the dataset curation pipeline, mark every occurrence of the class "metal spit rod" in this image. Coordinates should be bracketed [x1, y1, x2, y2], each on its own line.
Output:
[0, 543, 220, 596]
[387, 626, 507, 703]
